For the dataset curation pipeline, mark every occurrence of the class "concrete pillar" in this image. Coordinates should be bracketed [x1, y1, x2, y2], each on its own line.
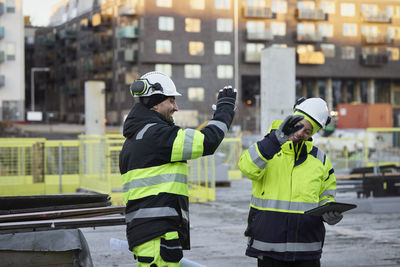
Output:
[326, 78, 333, 112]
[85, 81, 106, 135]
[314, 80, 319, 98]
[355, 80, 361, 103]
[260, 47, 296, 134]
[367, 79, 375, 104]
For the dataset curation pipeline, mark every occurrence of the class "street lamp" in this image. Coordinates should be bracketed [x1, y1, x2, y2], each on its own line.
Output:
[30, 67, 50, 111]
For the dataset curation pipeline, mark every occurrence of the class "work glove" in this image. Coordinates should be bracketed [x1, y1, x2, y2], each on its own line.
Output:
[322, 211, 343, 225]
[275, 115, 304, 145]
[212, 86, 237, 111]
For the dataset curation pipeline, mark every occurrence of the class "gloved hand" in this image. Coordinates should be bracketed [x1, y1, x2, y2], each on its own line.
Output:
[212, 86, 237, 111]
[275, 115, 305, 145]
[322, 211, 343, 225]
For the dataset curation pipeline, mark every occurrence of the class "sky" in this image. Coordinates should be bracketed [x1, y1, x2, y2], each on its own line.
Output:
[23, 0, 62, 26]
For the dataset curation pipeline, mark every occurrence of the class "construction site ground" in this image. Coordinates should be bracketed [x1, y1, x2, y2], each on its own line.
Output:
[82, 178, 400, 267]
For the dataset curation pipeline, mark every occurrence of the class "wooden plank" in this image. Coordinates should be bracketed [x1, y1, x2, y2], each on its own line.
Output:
[0, 216, 126, 234]
[0, 201, 112, 215]
[0, 206, 125, 223]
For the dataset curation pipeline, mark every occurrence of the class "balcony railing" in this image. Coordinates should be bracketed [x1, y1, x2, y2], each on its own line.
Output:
[244, 51, 261, 63]
[37, 37, 55, 47]
[296, 8, 328, 21]
[362, 34, 393, 45]
[244, 6, 276, 19]
[295, 32, 325, 43]
[0, 27, 4, 39]
[298, 51, 325, 64]
[118, 49, 138, 62]
[359, 53, 389, 67]
[0, 3, 4, 15]
[246, 29, 273, 41]
[119, 3, 137, 16]
[58, 29, 77, 40]
[0, 51, 4, 63]
[362, 12, 392, 23]
[117, 25, 138, 39]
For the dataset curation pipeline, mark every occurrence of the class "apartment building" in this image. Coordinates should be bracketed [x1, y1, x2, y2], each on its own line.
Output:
[0, 0, 24, 121]
[29, 0, 400, 129]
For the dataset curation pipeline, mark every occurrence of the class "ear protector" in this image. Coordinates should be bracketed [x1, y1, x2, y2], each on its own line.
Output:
[130, 78, 163, 97]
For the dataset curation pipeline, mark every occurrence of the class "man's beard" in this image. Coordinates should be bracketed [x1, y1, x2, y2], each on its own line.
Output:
[166, 114, 174, 124]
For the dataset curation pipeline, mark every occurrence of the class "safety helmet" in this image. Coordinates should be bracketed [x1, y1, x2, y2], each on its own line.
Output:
[293, 97, 331, 128]
[129, 71, 182, 97]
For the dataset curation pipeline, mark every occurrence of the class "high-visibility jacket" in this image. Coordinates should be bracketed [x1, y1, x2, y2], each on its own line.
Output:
[120, 102, 234, 251]
[238, 120, 336, 261]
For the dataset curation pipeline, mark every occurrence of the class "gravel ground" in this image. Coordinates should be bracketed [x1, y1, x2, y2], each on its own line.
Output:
[82, 179, 400, 267]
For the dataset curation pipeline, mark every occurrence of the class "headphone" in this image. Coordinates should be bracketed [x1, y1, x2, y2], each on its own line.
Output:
[130, 78, 163, 97]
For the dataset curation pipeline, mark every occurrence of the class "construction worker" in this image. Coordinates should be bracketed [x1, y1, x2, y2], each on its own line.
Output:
[238, 97, 342, 267]
[119, 71, 236, 266]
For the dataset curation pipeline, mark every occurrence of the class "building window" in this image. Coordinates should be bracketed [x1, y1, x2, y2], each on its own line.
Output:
[272, 0, 287, 14]
[340, 3, 355, 17]
[387, 47, 399, 61]
[188, 87, 204, 101]
[361, 4, 377, 16]
[185, 64, 201, 78]
[215, 41, 231, 55]
[6, 0, 15, 13]
[189, 41, 204, 56]
[297, 44, 315, 54]
[388, 26, 400, 39]
[185, 18, 201, 32]
[155, 64, 172, 76]
[343, 23, 357, 36]
[156, 0, 172, 8]
[297, 1, 315, 10]
[217, 65, 233, 79]
[216, 18, 233, 32]
[321, 1, 335, 14]
[6, 43, 15, 60]
[271, 22, 286, 36]
[297, 23, 315, 35]
[158, 17, 174, 31]
[341, 46, 355, 59]
[156, 40, 172, 54]
[190, 0, 205, 10]
[321, 43, 335, 57]
[215, 0, 230, 9]
[318, 24, 333, 37]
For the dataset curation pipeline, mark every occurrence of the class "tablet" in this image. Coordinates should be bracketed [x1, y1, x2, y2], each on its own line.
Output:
[304, 202, 357, 216]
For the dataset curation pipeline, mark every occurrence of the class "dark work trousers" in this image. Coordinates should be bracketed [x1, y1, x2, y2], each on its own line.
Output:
[258, 256, 321, 267]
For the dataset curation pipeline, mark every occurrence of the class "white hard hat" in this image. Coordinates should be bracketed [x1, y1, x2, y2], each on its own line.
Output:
[130, 71, 182, 97]
[294, 97, 331, 127]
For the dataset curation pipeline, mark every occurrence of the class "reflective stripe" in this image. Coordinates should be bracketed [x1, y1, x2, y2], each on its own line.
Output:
[160, 244, 183, 250]
[251, 239, 322, 252]
[316, 148, 326, 164]
[125, 207, 178, 223]
[136, 123, 157, 140]
[251, 195, 317, 212]
[207, 120, 228, 135]
[181, 209, 189, 221]
[182, 129, 195, 160]
[123, 173, 187, 192]
[320, 189, 336, 198]
[248, 144, 267, 169]
[319, 198, 332, 206]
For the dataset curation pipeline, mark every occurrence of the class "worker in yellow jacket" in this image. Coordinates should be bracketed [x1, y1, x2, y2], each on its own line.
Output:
[239, 97, 342, 267]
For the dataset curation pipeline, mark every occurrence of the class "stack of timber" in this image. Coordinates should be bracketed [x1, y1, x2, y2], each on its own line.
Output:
[0, 194, 125, 234]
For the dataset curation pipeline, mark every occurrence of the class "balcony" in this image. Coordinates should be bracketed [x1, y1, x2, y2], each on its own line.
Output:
[58, 29, 77, 40]
[117, 25, 138, 39]
[244, 51, 261, 63]
[296, 8, 328, 21]
[0, 75, 5, 87]
[362, 34, 393, 45]
[246, 29, 273, 41]
[61, 84, 78, 95]
[0, 27, 4, 39]
[92, 13, 112, 28]
[359, 53, 389, 67]
[362, 12, 392, 23]
[118, 2, 137, 16]
[244, 6, 276, 19]
[0, 51, 4, 63]
[295, 32, 325, 43]
[0, 3, 4, 15]
[297, 51, 325, 64]
[118, 49, 137, 62]
[37, 37, 55, 47]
